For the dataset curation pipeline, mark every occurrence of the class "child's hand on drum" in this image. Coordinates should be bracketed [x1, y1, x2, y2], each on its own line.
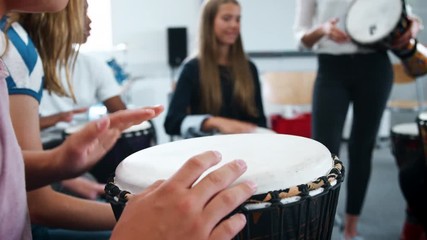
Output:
[203, 116, 257, 134]
[111, 151, 257, 240]
[41, 106, 163, 182]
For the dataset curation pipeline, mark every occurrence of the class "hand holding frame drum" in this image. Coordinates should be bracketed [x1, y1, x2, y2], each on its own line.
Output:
[346, 0, 427, 77]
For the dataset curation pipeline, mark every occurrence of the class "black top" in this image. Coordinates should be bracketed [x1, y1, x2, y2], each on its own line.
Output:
[164, 58, 267, 135]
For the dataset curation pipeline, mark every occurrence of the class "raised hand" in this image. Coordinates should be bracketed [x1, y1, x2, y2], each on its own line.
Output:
[57, 105, 163, 179]
[22, 105, 163, 189]
[391, 16, 423, 49]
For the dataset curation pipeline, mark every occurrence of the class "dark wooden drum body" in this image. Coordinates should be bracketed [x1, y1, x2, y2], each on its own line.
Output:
[398, 113, 427, 232]
[390, 122, 423, 169]
[416, 113, 427, 169]
[234, 169, 342, 240]
[64, 121, 156, 183]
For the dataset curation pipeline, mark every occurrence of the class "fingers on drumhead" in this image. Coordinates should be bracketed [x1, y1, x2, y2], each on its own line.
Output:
[193, 159, 248, 197]
[209, 213, 247, 240]
[72, 117, 110, 144]
[169, 151, 222, 186]
[205, 180, 256, 217]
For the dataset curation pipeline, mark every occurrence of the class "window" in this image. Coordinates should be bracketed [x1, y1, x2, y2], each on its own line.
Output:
[80, 0, 113, 52]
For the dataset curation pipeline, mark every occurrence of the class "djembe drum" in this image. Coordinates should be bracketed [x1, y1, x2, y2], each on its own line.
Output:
[64, 120, 156, 183]
[345, 0, 427, 77]
[390, 122, 423, 169]
[105, 134, 344, 240]
[396, 114, 427, 236]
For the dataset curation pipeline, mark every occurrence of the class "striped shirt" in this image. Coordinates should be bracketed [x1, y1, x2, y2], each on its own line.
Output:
[1, 17, 44, 102]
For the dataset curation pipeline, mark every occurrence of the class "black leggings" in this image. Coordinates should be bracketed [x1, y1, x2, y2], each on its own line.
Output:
[312, 52, 393, 215]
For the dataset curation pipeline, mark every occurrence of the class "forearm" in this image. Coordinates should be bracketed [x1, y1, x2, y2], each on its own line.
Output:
[300, 24, 326, 49]
[23, 148, 64, 190]
[28, 186, 116, 230]
[201, 116, 219, 132]
[39, 114, 60, 129]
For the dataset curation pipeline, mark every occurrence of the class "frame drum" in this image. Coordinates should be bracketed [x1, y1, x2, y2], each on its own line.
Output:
[346, 0, 427, 77]
[106, 134, 344, 240]
[346, 0, 406, 48]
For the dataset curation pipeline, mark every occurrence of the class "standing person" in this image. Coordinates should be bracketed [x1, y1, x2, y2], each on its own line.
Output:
[293, 1, 421, 239]
[164, 0, 266, 139]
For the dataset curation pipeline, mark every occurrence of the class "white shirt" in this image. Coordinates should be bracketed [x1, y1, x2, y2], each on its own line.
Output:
[293, 0, 373, 54]
[39, 53, 121, 116]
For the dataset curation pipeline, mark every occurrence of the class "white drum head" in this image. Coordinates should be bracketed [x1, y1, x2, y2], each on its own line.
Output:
[114, 134, 334, 195]
[418, 112, 427, 121]
[251, 127, 276, 134]
[122, 121, 151, 133]
[64, 124, 85, 135]
[392, 122, 419, 136]
[346, 0, 402, 44]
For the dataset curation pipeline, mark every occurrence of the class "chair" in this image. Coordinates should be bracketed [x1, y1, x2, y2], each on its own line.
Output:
[388, 63, 427, 113]
[262, 71, 316, 106]
[261, 71, 316, 137]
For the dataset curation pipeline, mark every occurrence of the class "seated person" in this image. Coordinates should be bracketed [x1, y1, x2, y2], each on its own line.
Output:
[1, 1, 155, 239]
[39, 50, 126, 129]
[164, 0, 266, 139]
[39, 14, 126, 133]
[1, 1, 252, 240]
[35, 1, 126, 199]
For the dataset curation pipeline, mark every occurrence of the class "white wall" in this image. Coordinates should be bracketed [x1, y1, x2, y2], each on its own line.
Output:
[110, 0, 200, 79]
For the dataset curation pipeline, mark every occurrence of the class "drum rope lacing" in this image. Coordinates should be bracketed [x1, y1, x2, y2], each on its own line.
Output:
[251, 155, 344, 203]
[104, 155, 344, 221]
[105, 181, 131, 220]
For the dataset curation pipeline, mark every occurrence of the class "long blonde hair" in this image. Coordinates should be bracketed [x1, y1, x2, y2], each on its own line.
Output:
[5, 0, 85, 98]
[198, 0, 257, 117]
